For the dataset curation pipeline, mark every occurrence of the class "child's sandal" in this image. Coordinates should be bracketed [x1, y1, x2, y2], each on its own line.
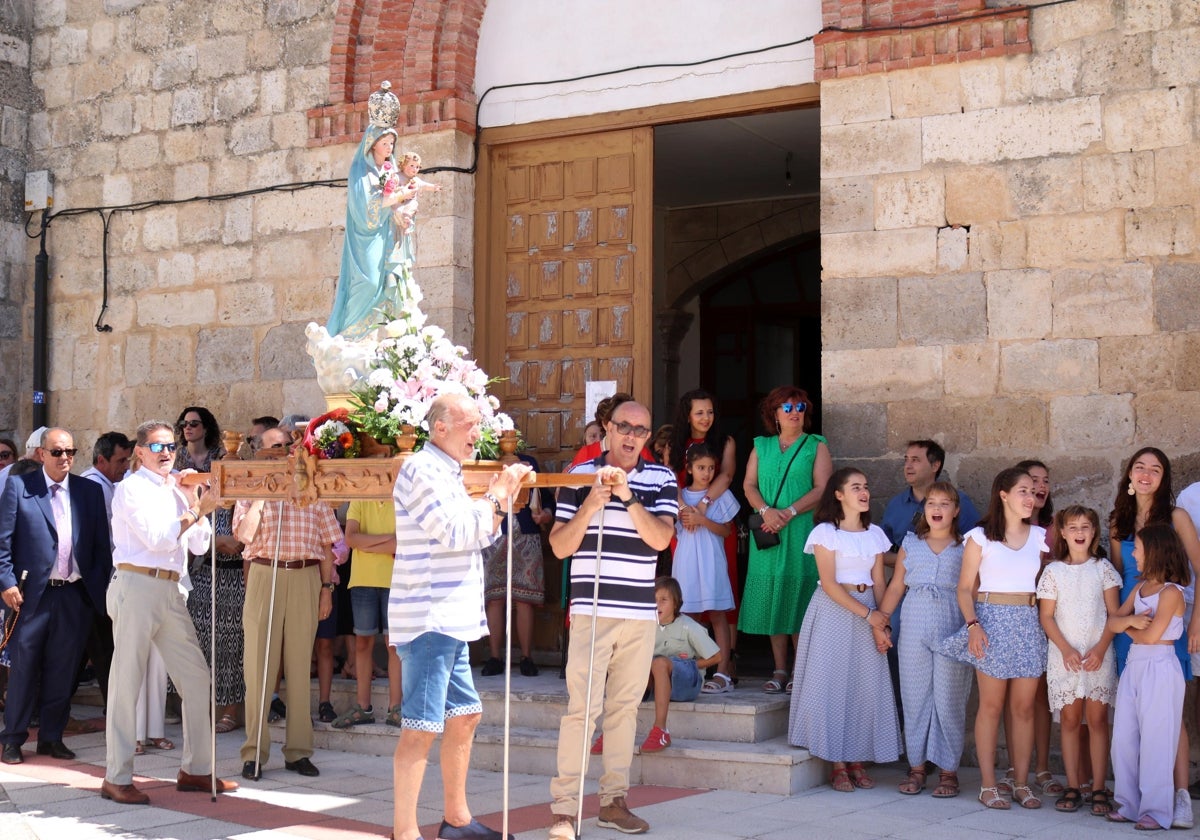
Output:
[1012, 784, 1042, 809]
[1036, 769, 1064, 795]
[830, 765, 855, 793]
[898, 767, 926, 795]
[978, 786, 1010, 810]
[762, 669, 788, 694]
[1090, 789, 1113, 817]
[997, 767, 1015, 795]
[1055, 788, 1082, 812]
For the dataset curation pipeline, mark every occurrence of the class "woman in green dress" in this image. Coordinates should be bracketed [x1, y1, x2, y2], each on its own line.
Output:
[739, 386, 832, 693]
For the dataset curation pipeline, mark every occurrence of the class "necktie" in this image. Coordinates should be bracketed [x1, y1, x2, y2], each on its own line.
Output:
[50, 483, 71, 579]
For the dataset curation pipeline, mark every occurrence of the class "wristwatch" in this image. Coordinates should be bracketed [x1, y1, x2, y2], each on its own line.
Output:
[321, 582, 335, 592]
[621, 494, 640, 509]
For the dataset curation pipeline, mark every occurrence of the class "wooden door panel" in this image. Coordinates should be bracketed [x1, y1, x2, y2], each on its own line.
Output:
[483, 128, 652, 467]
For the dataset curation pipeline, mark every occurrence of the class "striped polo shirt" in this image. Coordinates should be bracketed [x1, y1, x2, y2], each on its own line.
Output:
[557, 455, 678, 621]
[388, 442, 498, 645]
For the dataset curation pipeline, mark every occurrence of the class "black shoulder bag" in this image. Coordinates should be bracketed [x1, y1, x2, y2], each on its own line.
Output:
[746, 436, 807, 551]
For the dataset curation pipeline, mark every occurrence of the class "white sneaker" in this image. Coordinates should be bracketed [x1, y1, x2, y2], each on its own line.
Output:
[1173, 788, 1194, 829]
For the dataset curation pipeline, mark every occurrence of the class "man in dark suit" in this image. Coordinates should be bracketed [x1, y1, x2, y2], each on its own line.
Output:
[0, 428, 112, 765]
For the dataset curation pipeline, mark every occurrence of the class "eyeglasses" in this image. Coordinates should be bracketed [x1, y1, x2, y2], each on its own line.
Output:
[780, 401, 808, 414]
[143, 442, 178, 454]
[0, 450, 13, 461]
[611, 421, 652, 438]
[181, 420, 204, 429]
[45, 448, 78, 458]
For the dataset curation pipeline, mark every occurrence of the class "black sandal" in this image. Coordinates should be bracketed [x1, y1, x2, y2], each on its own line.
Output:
[1055, 787, 1082, 812]
[1091, 788, 1114, 817]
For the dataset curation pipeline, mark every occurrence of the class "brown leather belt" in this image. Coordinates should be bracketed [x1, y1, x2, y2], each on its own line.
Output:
[117, 563, 181, 582]
[249, 558, 319, 570]
[978, 592, 1037, 606]
[841, 583, 869, 593]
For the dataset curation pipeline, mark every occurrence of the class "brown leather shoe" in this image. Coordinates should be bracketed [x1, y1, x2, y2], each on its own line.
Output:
[177, 770, 239, 793]
[100, 779, 150, 805]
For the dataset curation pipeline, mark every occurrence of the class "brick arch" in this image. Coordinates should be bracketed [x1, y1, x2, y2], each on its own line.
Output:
[308, 0, 485, 146]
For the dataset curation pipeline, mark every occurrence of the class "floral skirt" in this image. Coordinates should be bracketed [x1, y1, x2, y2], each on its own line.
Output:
[940, 601, 1047, 680]
[483, 532, 545, 605]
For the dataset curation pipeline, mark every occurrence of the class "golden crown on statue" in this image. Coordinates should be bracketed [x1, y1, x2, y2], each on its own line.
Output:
[368, 80, 400, 128]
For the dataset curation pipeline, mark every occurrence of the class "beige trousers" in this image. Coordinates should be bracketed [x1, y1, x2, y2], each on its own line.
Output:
[550, 614, 656, 815]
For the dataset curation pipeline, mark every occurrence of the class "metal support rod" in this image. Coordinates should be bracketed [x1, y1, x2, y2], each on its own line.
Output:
[253, 502, 286, 779]
[574, 505, 606, 838]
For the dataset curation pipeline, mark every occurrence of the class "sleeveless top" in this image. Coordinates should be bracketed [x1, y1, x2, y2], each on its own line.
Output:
[967, 525, 1046, 593]
[1134, 582, 1185, 643]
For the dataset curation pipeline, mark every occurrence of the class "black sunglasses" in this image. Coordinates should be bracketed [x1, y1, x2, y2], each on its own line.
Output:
[181, 420, 204, 429]
[45, 448, 78, 458]
[144, 442, 178, 454]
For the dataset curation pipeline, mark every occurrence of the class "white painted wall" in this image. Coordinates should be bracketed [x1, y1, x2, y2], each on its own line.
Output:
[475, 0, 821, 127]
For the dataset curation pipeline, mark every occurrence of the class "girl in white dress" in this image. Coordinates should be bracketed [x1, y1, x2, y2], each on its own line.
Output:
[1036, 505, 1120, 815]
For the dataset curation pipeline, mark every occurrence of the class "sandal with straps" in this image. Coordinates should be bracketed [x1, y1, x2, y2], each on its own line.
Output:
[763, 669, 788, 694]
[701, 673, 734, 694]
[831, 765, 855, 793]
[1036, 769, 1064, 795]
[978, 786, 1010, 810]
[1013, 784, 1042, 809]
[1091, 788, 1113, 817]
[846, 762, 875, 789]
[1055, 787, 1082, 812]
[898, 766, 927, 795]
[932, 770, 960, 798]
[997, 766, 1015, 795]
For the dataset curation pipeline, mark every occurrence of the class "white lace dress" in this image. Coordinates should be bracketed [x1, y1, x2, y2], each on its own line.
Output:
[1036, 558, 1122, 712]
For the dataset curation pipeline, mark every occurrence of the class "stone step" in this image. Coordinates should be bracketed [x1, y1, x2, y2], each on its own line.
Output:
[311, 672, 790, 744]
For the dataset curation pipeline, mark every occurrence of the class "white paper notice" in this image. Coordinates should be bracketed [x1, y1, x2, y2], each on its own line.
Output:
[585, 380, 617, 424]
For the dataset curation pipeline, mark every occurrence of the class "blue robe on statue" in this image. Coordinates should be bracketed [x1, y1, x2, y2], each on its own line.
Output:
[327, 125, 414, 338]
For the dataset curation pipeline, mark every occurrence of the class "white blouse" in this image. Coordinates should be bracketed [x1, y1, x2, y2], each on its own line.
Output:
[805, 522, 891, 585]
[968, 525, 1046, 593]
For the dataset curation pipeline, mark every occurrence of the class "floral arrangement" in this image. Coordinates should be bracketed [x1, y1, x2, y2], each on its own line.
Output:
[303, 409, 362, 460]
[378, 159, 400, 195]
[346, 287, 515, 459]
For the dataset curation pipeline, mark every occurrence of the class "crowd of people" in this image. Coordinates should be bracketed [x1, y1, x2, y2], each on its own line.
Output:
[3, 387, 1200, 838]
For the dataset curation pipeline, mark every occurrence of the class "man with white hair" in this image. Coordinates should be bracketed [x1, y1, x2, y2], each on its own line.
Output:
[0, 426, 47, 499]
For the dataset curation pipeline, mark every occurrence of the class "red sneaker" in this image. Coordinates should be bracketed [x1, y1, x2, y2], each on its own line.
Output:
[590, 734, 603, 755]
[640, 726, 671, 752]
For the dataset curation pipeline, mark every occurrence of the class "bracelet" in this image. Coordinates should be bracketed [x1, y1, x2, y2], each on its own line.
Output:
[757, 505, 768, 515]
[966, 619, 980, 629]
[483, 493, 503, 516]
[864, 607, 873, 621]
[787, 504, 798, 517]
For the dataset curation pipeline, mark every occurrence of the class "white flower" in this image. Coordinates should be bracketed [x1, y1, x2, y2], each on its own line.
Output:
[495, 412, 515, 431]
[367, 368, 395, 388]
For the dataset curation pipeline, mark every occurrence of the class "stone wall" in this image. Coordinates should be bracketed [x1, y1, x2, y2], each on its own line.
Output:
[0, 0, 34, 437]
[819, 0, 1200, 515]
[19, 0, 472, 450]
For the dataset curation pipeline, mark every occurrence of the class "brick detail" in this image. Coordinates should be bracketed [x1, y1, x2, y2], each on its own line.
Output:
[816, 1, 1030, 80]
[310, 0, 485, 146]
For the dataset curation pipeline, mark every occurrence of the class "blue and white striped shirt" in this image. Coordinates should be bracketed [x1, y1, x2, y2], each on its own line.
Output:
[388, 443, 498, 645]
[557, 456, 678, 621]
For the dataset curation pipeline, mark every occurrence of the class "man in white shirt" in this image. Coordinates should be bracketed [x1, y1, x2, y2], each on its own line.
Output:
[0, 426, 47, 500]
[101, 420, 238, 805]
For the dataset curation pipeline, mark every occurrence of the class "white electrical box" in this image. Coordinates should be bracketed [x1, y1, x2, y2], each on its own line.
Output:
[25, 170, 53, 211]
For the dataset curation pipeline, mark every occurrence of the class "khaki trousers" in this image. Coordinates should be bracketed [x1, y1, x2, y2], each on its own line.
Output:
[105, 570, 213, 785]
[240, 561, 320, 764]
[550, 614, 655, 815]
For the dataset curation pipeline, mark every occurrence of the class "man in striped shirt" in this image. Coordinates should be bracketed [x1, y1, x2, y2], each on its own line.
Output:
[389, 393, 531, 840]
[547, 401, 677, 839]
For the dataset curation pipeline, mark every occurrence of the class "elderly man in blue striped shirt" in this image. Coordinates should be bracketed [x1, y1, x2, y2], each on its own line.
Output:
[389, 393, 531, 840]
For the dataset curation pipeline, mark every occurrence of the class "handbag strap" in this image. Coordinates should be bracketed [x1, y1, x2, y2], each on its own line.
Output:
[768, 435, 808, 507]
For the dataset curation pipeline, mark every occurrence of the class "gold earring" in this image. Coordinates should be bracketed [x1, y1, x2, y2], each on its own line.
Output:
[1127, 484, 1136, 496]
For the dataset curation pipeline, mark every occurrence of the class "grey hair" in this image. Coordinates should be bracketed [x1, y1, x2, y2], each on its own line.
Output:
[135, 420, 174, 445]
[40, 427, 71, 448]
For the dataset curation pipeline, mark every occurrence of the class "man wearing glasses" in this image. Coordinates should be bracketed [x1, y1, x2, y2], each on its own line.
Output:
[101, 420, 238, 804]
[547, 401, 678, 839]
[0, 428, 112, 766]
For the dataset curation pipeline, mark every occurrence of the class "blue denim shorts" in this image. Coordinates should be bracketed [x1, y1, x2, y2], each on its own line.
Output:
[350, 586, 390, 636]
[394, 632, 482, 732]
[652, 655, 702, 702]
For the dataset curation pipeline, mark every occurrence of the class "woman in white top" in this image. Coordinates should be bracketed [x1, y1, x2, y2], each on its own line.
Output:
[787, 468, 900, 792]
[941, 466, 1048, 810]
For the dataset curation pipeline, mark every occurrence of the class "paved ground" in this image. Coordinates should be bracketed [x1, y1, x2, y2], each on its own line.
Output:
[0, 703, 1191, 839]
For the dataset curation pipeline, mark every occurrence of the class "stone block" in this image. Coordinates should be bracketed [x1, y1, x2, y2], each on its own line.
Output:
[217, 281, 277, 327]
[898, 273, 986, 345]
[253, 188, 341, 237]
[212, 157, 250, 194]
[937, 227, 968, 272]
[821, 276, 897, 350]
[72, 140, 116, 177]
[874, 171, 944, 230]
[270, 112, 307, 148]
[944, 343, 999, 398]
[173, 162, 210, 202]
[1175, 333, 1200, 391]
[281, 378, 325, 419]
[1049, 394, 1134, 450]
[1081, 32, 1154, 95]
[820, 401, 888, 458]
[260, 68, 287, 114]
[51, 26, 88, 64]
[822, 228, 937, 279]
[156, 252, 195, 288]
[945, 167, 1014, 225]
[136, 290, 215, 328]
[132, 90, 172, 133]
[985, 269, 1052, 340]
[716, 203, 773, 237]
[1008, 157, 1083, 216]
[249, 151, 290, 188]
[195, 246, 252, 284]
[1104, 88, 1191, 153]
[1099, 334, 1175, 392]
[247, 29, 283, 71]
[197, 35, 247, 81]
[109, 256, 154, 295]
[1134, 391, 1200, 450]
[976, 398, 1048, 449]
[1126, 0, 1175, 33]
[283, 274, 335, 322]
[821, 178, 873, 233]
[959, 59, 1004, 112]
[1052, 262, 1154, 338]
[196, 326, 255, 384]
[1126, 207, 1196, 258]
[1152, 26, 1200, 87]
[253, 236, 317, 280]
[98, 99, 133, 137]
[151, 45, 196, 90]
[822, 347, 942, 404]
[821, 119, 922, 179]
[820, 74, 890, 126]
[1032, 0, 1116, 51]
[888, 64, 961, 119]
[75, 61, 125, 101]
[1153, 262, 1200, 332]
[222, 197, 253, 245]
[1026, 212, 1125, 268]
[1154, 144, 1200, 208]
[887, 399, 977, 455]
[214, 75, 259, 120]
[227, 114, 271, 156]
[1028, 42, 1082, 100]
[123, 333, 151, 387]
[286, 65, 328, 112]
[171, 87, 207, 128]
[924, 98, 1102, 166]
[115, 132, 159, 171]
[966, 221, 1027, 272]
[140, 207, 178, 251]
[259, 322, 314, 381]
[1082, 152, 1155, 211]
[999, 339, 1099, 395]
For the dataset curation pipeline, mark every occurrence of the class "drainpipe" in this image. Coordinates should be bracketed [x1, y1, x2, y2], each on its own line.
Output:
[32, 216, 48, 430]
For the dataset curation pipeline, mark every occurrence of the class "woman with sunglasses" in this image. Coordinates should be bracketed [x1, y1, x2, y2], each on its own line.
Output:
[0, 438, 17, 467]
[174, 407, 226, 472]
[738, 386, 832, 694]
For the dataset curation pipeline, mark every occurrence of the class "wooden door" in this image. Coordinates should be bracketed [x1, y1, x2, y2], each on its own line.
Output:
[477, 128, 653, 474]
